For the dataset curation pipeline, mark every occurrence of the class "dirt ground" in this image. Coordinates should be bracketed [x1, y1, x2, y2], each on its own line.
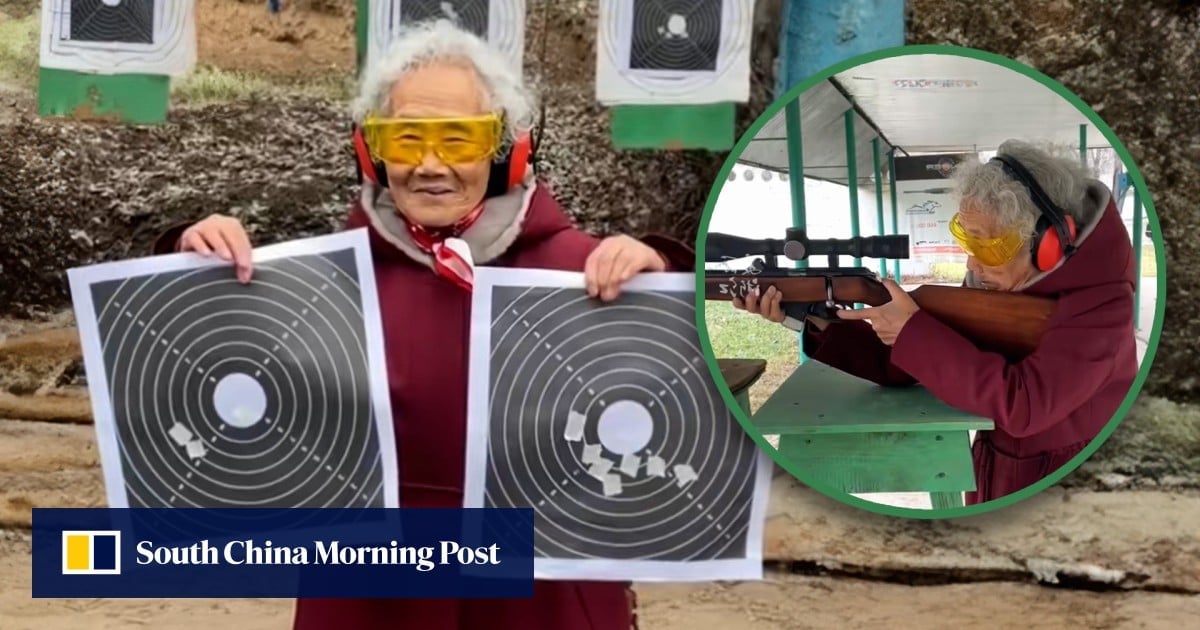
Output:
[195, 0, 354, 81]
[3, 545, 1199, 630]
[2, 0, 1200, 627]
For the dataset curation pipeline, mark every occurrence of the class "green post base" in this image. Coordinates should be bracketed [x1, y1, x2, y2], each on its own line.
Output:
[37, 67, 170, 125]
[610, 103, 736, 151]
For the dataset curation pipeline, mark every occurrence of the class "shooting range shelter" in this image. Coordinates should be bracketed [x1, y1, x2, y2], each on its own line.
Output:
[738, 51, 1146, 329]
[719, 9, 1151, 511]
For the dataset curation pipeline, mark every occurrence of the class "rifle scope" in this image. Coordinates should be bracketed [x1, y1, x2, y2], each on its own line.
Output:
[705, 230, 910, 264]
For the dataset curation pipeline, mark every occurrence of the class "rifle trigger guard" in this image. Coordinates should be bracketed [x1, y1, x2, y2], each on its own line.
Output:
[824, 277, 835, 309]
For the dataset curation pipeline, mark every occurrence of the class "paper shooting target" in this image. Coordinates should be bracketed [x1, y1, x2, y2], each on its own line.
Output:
[367, 0, 526, 76]
[629, 0, 720, 72]
[68, 232, 398, 511]
[596, 0, 754, 102]
[466, 271, 768, 576]
[39, 0, 197, 76]
[68, 0, 154, 44]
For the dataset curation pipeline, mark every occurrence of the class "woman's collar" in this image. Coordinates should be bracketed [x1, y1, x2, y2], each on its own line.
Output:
[356, 176, 538, 269]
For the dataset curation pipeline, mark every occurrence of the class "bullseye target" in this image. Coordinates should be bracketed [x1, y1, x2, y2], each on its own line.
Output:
[68, 230, 399, 510]
[367, 0, 527, 77]
[40, 0, 198, 76]
[596, 0, 754, 104]
[465, 269, 770, 580]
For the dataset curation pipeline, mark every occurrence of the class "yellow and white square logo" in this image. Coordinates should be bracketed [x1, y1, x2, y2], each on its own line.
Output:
[62, 530, 121, 575]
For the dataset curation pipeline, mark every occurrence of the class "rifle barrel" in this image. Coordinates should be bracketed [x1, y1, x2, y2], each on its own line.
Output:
[703, 274, 1055, 361]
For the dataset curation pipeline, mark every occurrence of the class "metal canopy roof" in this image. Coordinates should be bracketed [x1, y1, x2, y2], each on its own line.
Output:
[739, 81, 892, 187]
[739, 53, 1109, 187]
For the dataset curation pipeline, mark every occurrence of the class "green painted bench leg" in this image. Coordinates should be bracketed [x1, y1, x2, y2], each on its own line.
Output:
[733, 388, 751, 415]
[930, 491, 963, 509]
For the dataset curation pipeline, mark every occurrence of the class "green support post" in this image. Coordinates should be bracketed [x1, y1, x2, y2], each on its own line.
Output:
[356, 0, 369, 75]
[872, 137, 885, 278]
[786, 98, 807, 268]
[1132, 186, 1143, 330]
[889, 149, 900, 281]
[844, 108, 860, 267]
[785, 96, 808, 363]
[1079, 124, 1088, 168]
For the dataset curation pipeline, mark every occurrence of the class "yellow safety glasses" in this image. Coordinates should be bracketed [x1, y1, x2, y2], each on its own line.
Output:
[948, 212, 1027, 267]
[361, 114, 502, 166]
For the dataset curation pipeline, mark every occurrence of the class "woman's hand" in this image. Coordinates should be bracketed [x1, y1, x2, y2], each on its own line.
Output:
[835, 279, 919, 345]
[584, 235, 667, 301]
[179, 214, 255, 284]
[733, 286, 833, 331]
[732, 287, 785, 323]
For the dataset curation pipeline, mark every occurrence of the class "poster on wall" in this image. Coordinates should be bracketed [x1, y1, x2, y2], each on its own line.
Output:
[595, 0, 756, 105]
[38, 0, 198, 76]
[894, 154, 973, 266]
[366, 0, 527, 78]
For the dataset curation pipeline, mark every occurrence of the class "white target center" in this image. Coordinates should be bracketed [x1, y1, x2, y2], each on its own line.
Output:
[101, 0, 122, 6]
[667, 14, 688, 36]
[212, 373, 267, 429]
[597, 400, 654, 456]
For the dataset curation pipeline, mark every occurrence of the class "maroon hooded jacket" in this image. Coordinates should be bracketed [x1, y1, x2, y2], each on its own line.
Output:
[802, 181, 1137, 504]
[157, 179, 693, 629]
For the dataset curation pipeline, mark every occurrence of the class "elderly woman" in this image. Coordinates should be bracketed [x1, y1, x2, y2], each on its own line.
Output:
[154, 19, 690, 629]
[738, 140, 1137, 505]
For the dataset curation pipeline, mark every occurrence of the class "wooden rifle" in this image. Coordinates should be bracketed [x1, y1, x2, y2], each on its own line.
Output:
[703, 229, 1056, 361]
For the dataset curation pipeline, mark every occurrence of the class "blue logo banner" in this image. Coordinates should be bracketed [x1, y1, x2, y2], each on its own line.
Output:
[33, 508, 534, 598]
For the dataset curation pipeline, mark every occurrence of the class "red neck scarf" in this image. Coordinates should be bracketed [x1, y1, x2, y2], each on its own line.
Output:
[404, 203, 485, 292]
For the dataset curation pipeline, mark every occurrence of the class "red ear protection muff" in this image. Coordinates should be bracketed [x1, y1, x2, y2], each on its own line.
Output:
[1030, 213, 1077, 272]
[989, 155, 1079, 271]
[352, 125, 386, 187]
[485, 131, 533, 199]
[351, 125, 535, 200]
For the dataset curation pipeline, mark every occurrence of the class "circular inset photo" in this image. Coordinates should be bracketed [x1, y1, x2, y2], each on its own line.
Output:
[694, 45, 1165, 518]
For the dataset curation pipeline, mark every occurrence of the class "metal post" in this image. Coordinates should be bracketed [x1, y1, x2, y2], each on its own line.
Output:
[774, 0, 903, 360]
[1132, 185, 1144, 331]
[776, 0, 906, 96]
[872, 137, 885, 278]
[355, 0, 369, 75]
[888, 149, 900, 282]
[1079, 124, 1087, 168]
[785, 97, 806, 270]
[785, 96, 808, 363]
[844, 108, 860, 268]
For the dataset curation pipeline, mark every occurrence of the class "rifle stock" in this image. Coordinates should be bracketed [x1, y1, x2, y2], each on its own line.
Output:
[704, 274, 1055, 360]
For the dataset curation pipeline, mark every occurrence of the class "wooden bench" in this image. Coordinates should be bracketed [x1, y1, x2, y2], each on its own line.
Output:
[717, 358, 768, 416]
[745, 361, 992, 509]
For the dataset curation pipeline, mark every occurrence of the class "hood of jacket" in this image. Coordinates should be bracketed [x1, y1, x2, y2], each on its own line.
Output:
[965, 180, 1134, 297]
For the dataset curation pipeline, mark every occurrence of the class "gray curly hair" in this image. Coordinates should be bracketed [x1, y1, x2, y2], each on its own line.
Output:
[951, 140, 1093, 238]
[351, 19, 537, 144]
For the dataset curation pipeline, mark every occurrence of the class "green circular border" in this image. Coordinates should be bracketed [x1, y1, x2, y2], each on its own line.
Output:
[693, 44, 1167, 520]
